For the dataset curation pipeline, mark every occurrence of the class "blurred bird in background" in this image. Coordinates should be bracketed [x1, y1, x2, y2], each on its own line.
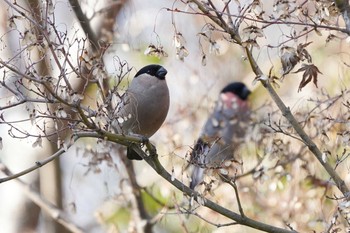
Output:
[112, 64, 170, 160]
[190, 82, 251, 189]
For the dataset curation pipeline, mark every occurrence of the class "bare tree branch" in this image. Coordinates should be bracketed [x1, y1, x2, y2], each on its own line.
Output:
[188, 0, 350, 199]
[138, 145, 297, 233]
[0, 136, 75, 184]
[68, 0, 98, 48]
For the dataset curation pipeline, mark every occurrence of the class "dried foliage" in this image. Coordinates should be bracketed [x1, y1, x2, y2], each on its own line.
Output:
[0, 0, 350, 233]
[293, 64, 323, 91]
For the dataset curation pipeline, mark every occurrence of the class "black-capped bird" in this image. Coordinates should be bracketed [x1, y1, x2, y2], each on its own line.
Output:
[190, 82, 251, 189]
[113, 64, 170, 160]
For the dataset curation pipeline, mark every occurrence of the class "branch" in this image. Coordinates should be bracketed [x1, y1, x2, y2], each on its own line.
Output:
[57, 132, 296, 233]
[189, 0, 350, 199]
[169, 4, 350, 35]
[130, 145, 296, 233]
[258, 74, 350, 197]
[0, 135, 76, 184]
[187, 211, 238, 228]
[189, 0, 242, 43]
[223, 177, 245, 217]
[68, 0, 98, 47]
[0, 129, 161, 184]
[0, 122, 296, 233]
[122, 156, 153, 233]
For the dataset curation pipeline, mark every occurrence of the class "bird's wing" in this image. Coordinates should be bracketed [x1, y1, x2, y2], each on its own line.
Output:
[190, 97, 249, 189]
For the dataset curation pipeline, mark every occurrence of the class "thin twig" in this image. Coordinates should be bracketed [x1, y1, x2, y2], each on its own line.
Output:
[139, 146, 297, 233]
[188, 210, 238, 227]
[0, 135, 76, 184]
[219, 175, 245, 218]
[187, 0, 350, 198]
[0, 166, 84, 233]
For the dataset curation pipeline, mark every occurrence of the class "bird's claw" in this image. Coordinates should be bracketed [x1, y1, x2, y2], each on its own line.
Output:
[140, 135, 149, 144]
[146, 142, 157, 157]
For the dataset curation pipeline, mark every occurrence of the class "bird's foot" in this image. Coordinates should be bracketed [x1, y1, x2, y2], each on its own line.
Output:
[146, 142, 157, 158]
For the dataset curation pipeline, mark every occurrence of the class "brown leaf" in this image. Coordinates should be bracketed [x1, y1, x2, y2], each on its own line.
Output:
[280, 46, 300, 75]
[293, 64, 322, 92]
[242, 25, 264, 40]
[144, 44, 168, 58]
[326, 34, 338, 43]
[297, 42, 312, 63]
[242, 39, 260, 49]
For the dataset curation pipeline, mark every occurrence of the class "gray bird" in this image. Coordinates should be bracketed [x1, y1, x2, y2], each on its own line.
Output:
[113, 64, 170, 160]
[190, 82, 251, 189]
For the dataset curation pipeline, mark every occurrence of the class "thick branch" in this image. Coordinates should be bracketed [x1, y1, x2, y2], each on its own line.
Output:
[0, 125, 297, 233]
[135, 146, 297, 233]
[68, 0, 98, 47]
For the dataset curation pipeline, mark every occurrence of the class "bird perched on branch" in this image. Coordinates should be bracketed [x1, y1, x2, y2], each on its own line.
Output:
[190, 82, 251, 189]
[112, 64, 170, 160]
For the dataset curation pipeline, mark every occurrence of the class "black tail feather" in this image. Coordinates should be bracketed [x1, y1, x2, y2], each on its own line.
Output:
[127, 147, 143, 160]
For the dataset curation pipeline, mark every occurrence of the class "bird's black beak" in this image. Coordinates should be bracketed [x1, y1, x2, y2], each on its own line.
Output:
[156, 67, 167, 79]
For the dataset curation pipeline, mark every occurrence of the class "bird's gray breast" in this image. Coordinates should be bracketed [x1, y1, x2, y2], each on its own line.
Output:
[116, 75, 169, 137]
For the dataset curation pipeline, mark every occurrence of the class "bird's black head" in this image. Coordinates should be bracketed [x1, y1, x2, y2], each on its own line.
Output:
[135, 64, 167, 80]
[221, 82, 251, 100]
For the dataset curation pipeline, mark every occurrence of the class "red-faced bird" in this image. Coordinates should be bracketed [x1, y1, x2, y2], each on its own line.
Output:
[190, 82, 251, 189]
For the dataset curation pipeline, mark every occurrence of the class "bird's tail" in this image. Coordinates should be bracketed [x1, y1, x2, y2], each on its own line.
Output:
[189, 166, 204, 189]
[127, 147, 143, 160]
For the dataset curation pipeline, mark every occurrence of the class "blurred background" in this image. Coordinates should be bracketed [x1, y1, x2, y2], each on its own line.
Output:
[0, 0, 349, 232]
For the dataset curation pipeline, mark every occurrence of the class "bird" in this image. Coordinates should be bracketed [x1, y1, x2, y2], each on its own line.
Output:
[189, 82, 251, 190]
[112, 64, 170, 160]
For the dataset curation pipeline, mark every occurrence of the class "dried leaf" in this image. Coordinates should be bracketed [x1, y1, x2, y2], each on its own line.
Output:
[252, 74, 268, 86]
[176, 45, 189, 60]
[144, 44, 168, 58]
[251, 0, 263, 16]
[173, 33, 182, 48]
[242, 39, 260, 49]
[57, 108, 67, 118]
[267, 66, 280, 88]
[242, 25, 264, 40]
[326, 34, 338, 43]
[219, 168, 228, 175]
[315, 28, 322, 36]
[201, 54, 207, 66]
[321, 150, 331, 163]
[32, 135, 42, 148]
[297, 42, 312, 63]
[280, 46, 300, 75]
[209, 41, 220, 55]
[293, 64, 322, 92]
